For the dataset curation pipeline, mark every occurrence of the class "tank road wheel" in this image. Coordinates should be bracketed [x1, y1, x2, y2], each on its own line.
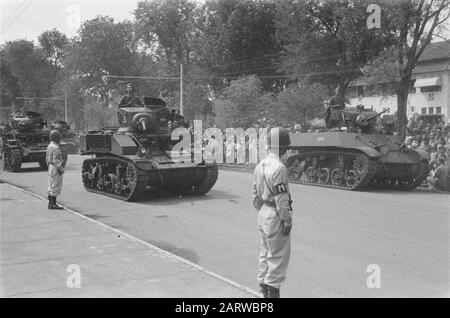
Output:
[318, 168, 330, 184]
[82, 158, 147, 201]
[192, 164, 219, 195]
[122, 163, 138, 198]
[105, 173, 119, 194]
[330, 168, 344, 186]
[5, 148, 22, 172]
[305, 166, 317, 183]
[121, 162, 148, 201]
[82, 161, 97, 189]
[286, 156, 304, 182]
[345, 170, 358, 188]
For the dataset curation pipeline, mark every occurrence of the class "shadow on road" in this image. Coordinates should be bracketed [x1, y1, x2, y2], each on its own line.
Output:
[136, 188, 241, 205]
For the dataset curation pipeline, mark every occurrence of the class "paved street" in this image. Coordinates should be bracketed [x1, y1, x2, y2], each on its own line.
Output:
[1, 154, 449, 297]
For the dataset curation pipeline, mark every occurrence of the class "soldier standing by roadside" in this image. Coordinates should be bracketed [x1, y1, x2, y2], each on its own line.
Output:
[252, 127, 293, 298]
[46, 130, 66, 210]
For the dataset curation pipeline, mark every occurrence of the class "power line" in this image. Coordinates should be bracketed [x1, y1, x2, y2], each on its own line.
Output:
[188, 67, 361, 80]
[103, 75, 180, 81]
[190, 45, 396, 77]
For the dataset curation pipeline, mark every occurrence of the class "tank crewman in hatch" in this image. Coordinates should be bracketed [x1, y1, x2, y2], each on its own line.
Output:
[252, 127, 293, 298]
[46, 130, 66, 210]
[118, 83, 142, 108]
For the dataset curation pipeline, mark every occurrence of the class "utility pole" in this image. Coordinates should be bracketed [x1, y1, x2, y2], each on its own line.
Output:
[64, 92, 68, 122]
[180, 64, 184, 116]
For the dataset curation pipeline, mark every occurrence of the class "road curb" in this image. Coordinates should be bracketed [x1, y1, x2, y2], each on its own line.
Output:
[2, 182, 261, 298]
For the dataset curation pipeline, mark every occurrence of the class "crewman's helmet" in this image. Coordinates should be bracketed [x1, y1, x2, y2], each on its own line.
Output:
[49, 130, 61, 144]
[267, 127, 291, 155]
[126, 83, 134, 93]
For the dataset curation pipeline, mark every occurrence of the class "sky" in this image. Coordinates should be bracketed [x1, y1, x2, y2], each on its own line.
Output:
[0, 0, 449, 44]
[0, 0, 141, 43]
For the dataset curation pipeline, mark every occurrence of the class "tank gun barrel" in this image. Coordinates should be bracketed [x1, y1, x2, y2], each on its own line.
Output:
[362, 109, 388, 122]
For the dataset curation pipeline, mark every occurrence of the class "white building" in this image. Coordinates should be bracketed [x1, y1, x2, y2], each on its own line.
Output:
[347, 40, 450, 125]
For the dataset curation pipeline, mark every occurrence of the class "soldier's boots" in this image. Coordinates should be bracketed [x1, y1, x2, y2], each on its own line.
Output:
[266, 285, 280, 298]
[48, 195, 63, 210]
[259, 284, 268, 298]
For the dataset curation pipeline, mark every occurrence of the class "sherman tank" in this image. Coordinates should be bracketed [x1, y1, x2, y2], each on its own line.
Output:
[79, 96, 218, 201]
[285, 105, 430, 190]
[1, 110, 50, 172]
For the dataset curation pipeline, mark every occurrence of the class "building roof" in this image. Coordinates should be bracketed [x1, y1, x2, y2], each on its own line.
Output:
[351, 41, 450, 85]
[418, 40, 450, 62]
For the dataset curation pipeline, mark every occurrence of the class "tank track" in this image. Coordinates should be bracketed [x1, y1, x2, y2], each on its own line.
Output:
[82, 156, 148, 201]
[4, 148, 22, 172]
[369, 159, 430, 191]
[285, 150, 378, 191]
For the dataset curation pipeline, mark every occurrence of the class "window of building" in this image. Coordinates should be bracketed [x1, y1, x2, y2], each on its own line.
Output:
[436, 107, 441, 114]
[428, 93, 434, 101]
[428, 107, 434, 114]
[421, 108, 427, 114]
[411, 106, 415, 113]
[421, 86, 441, 93]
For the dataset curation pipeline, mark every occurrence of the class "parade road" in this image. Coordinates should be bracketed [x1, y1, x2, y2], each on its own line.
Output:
[1, 154, 449, 297]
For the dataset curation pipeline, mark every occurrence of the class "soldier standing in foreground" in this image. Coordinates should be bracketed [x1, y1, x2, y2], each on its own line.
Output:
[252, 127, 293, 298]
[46, 130, 66, 210]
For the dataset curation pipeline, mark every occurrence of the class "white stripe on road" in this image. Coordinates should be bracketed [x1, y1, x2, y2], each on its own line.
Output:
[4, 183, 261, 298]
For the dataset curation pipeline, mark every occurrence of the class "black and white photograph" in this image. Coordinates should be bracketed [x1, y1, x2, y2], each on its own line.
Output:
[0, 0, 449, 301]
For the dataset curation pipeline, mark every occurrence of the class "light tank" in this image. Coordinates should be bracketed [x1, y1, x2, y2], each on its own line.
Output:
[79, 96, 218, 201]
[1, 110, 50, 171]
[285, 105, 430, 190]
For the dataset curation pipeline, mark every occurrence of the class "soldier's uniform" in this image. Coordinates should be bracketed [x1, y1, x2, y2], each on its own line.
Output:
[46, 131, 65, 209]
[118, 95, 142, 108]
[118, 83, 142, 108]
[252, 128, 292, 298]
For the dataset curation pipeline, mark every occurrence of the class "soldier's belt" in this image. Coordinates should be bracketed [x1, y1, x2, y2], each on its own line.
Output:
[263, 200, 276, 208]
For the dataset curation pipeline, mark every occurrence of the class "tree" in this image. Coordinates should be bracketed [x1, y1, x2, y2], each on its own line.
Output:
[276, 0, 393, 97]
[64, 16, 139, 105]
[375, 0, 450, 138]
[213, 75, 263, 128]
[269, 83, 328, 127]
[134, 0, 199, 68]
[38, 29, 69, 72]
[0, 40, 55, 114]
[196, 0, 280, 91]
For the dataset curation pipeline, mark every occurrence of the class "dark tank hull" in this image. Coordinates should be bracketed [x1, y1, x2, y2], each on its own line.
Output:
[80, 132, 218, 201]
[285, 132, 429, 191]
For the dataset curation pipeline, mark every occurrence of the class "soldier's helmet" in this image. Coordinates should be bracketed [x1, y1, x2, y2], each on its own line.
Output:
[49, 130, 61, 144]
[267, 127, 291, 149]
[126, 83, 134, 93]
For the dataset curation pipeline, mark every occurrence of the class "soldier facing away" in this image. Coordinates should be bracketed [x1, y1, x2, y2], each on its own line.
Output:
[252, 127, 293, 298]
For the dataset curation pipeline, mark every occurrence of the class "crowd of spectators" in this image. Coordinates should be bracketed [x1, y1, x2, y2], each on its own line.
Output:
[405, 120, 450, 191]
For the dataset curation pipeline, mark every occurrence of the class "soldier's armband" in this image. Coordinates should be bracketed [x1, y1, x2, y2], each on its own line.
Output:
[274, 183, 287, 195]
